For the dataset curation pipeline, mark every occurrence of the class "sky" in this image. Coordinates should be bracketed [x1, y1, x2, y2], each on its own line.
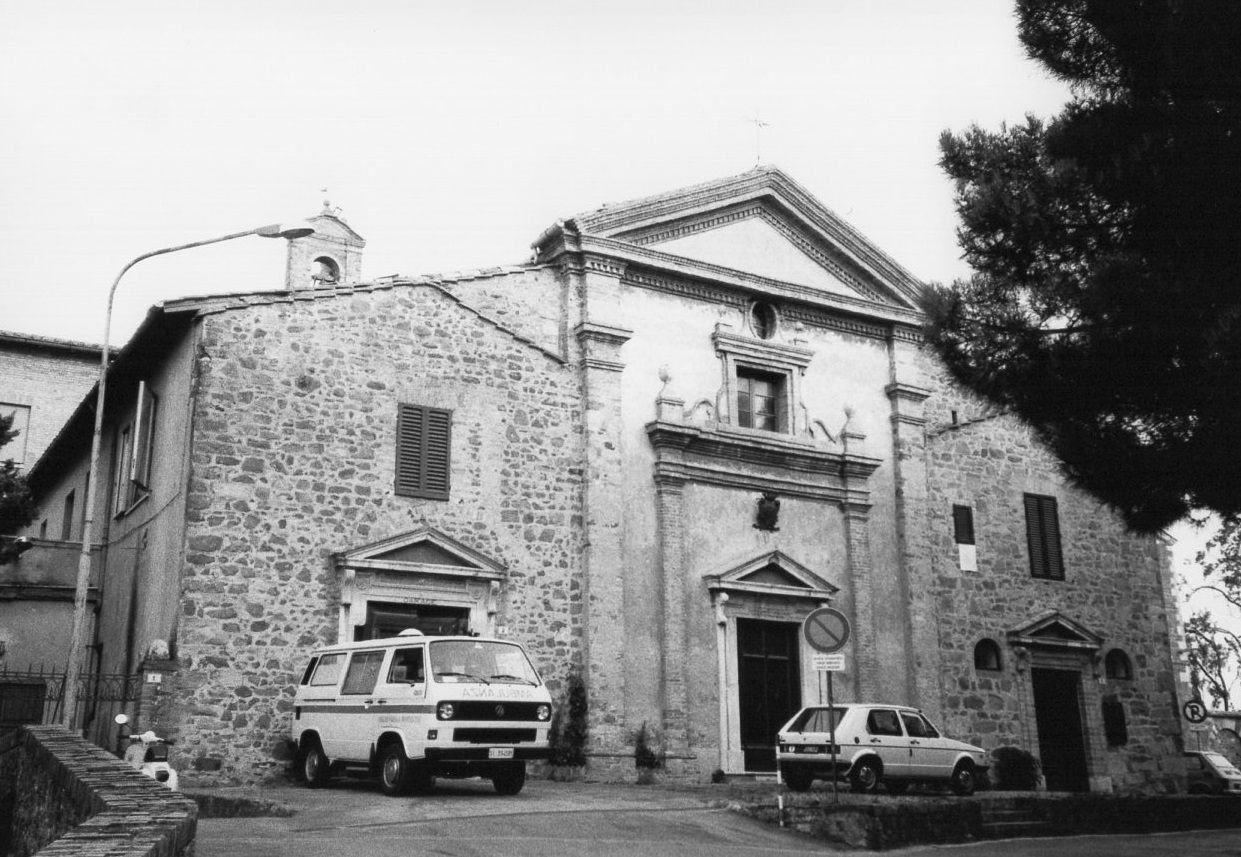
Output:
[0, 0, 1233, 685]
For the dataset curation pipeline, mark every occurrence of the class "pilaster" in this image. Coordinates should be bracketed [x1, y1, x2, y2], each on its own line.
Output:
[885, 379, 941, 712]
[574, 321, 633, 757]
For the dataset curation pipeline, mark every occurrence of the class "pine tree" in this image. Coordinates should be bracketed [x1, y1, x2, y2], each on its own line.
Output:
[926, 0, 1241, 532]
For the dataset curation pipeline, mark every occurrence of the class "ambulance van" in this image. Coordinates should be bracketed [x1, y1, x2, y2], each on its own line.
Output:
[293, 630, 553, 796]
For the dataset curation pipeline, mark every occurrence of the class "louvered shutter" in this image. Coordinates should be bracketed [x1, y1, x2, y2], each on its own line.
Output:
[952, 505, 975, 545]
[1024, 494, 1064, 580]
[395, 404, 451, 500]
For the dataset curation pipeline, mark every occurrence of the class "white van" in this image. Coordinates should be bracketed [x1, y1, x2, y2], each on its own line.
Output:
[292, 631, 553, 796]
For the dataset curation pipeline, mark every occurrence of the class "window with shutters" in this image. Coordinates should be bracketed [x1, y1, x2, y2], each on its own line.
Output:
[395, 404, 451, 500]
[712, 328, 812, 436]
[111, 382, 158, 517]
[953, 504, 977, 571]
[1024, 493, 1065, 580]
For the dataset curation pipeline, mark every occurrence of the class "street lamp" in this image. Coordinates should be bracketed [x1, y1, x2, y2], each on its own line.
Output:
[62, 222, 315, 730]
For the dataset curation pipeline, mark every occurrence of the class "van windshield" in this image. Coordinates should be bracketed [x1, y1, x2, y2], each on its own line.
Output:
[429, 640, 540, 685]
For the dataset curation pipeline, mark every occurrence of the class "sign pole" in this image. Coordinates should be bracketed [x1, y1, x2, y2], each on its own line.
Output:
[828, 671, 838, 801]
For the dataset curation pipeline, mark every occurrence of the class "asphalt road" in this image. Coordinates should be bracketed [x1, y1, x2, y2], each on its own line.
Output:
[195, 778, 839, 857]
[195, 778, 1241, 857]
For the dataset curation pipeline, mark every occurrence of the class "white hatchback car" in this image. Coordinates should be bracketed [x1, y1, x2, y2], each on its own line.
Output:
[777, 703, 988, 795]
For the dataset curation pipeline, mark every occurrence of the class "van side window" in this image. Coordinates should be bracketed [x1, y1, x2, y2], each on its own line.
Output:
[341, 651, 385, 695]
[299, 656, 320, 686]
[309, 653, 346, 687]
[388, 647, 425, 684]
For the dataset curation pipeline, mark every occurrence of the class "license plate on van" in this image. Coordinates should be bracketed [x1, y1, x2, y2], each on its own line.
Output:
[489, 748, 515, 759]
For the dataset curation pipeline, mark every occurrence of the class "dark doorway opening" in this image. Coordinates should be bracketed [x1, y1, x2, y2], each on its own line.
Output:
[1032, 668, 1090, 791]
[737, 619, 801, 772]
[354, 602, 470, 640]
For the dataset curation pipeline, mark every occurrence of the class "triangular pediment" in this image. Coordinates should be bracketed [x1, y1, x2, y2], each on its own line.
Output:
[1007, 612, 1103, 651]
[564, 168, 922, 311]
[335, 527, 505, 578]
[706, 549, 839, 602]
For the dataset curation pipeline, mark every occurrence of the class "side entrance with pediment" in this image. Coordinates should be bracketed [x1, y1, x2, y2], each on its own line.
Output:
[332, 527, 507, 641]
[1007, 612, 1109, 792]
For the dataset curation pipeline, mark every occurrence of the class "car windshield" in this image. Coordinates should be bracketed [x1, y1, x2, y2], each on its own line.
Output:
[789, 707, 846, 733]
[429, 640, 540, 685]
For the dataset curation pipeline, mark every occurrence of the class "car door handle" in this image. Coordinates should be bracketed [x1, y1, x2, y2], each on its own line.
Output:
[870, 738, 882, 743]
[910, 740, 921, 746]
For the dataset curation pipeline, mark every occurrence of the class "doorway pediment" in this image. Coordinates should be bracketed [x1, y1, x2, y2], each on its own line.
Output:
[706, 549, 838, 603]
[1007, 612, 1103, 652]
[334, 527, 506, 581]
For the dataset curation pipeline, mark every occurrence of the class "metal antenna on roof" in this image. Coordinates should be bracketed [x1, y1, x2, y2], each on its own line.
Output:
[747, 111, 772, 166]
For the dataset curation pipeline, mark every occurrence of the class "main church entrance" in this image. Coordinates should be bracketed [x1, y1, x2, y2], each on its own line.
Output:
[737, 618, 801, 771]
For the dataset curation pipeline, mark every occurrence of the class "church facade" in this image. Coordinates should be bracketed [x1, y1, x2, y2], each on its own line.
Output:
[15, 169, 1187, 791]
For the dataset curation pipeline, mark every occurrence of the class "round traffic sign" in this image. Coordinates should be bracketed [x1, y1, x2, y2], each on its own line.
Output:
[803, 607, 851, 654]
[1182, 698, 1208, 724]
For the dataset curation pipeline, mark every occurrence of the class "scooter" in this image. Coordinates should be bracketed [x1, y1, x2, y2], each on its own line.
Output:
[115, 713, 179, 790]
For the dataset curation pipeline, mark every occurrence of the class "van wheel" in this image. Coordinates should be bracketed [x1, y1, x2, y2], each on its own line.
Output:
[950, 761, 977, 796]
[300, 739, 331, 789]
[379, 743, 412, 796]
[492, 762, 526, 795]
[850, 758, 882, 794]
[783, 769, 813, 792]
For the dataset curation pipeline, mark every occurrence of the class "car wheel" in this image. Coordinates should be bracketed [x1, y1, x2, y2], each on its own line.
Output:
[886, 780, 909, 794]
[850, 758, 882, 794]
[950, 761, 976, 796]
[300, 739, 331, 789]
[783, 769, 814, 792]
[379, 743, 412, 796]
[492, 762, 526, 795]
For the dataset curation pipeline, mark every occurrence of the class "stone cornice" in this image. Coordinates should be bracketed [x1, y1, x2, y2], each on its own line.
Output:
[712, 329, 814, 370]
[646, 419, 880, 505]
[575, 322, 633, 373]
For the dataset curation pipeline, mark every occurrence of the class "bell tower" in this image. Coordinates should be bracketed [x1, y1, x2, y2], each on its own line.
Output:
[285, 197, 366, 290]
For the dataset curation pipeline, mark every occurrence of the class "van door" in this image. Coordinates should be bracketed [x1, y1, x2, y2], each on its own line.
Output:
[338, 649, 387, 761]
[376, 645, 430, 759]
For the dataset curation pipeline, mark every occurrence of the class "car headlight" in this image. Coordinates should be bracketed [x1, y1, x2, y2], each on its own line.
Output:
[537, 704, 551, 721]
[437, 702, 455, 720]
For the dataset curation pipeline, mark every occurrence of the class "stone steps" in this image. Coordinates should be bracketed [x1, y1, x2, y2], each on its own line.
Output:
[979, 807, 1054, 840]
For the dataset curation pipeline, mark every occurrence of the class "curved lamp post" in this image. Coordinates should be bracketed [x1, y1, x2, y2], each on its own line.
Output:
[62, 222, 315, 730]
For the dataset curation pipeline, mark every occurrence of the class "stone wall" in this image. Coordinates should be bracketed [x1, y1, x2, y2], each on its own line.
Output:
[0, 725, 197, 857]
[172, 281, 585, 784]
[921, 356, 1183, 792]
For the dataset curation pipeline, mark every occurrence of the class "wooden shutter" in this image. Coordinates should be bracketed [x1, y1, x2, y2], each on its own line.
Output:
[1024, 494, 1065, 579]
[395, 404, 451, 500]
[952, 505, 975, 545]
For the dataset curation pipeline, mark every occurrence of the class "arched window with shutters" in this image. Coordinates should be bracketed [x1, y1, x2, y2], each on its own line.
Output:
[974, 638, 1003, 671]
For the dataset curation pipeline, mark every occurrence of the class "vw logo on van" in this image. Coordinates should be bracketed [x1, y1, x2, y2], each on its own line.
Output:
[495, 704, 505, 717]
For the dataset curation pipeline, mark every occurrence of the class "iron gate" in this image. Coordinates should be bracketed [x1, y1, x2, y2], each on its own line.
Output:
[0, 666, 142, 751]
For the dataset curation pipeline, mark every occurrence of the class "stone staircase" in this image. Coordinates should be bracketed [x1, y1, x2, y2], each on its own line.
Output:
[978, 800, 1053, 840]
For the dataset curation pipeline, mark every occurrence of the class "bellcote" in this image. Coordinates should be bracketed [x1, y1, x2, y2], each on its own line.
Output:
[285, 200, 366, 290]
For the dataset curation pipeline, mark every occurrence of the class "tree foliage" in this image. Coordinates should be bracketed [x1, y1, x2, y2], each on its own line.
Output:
[926, 0, 1241, 532]
[1185, 514, 1241, 709]
[0, 412, 37, 564]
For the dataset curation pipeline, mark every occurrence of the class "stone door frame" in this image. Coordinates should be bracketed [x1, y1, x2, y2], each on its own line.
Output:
[332, 527, 507, 641]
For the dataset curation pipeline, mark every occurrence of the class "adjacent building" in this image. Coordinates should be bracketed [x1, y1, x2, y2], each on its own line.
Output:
[8, 168, 1188, 791]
